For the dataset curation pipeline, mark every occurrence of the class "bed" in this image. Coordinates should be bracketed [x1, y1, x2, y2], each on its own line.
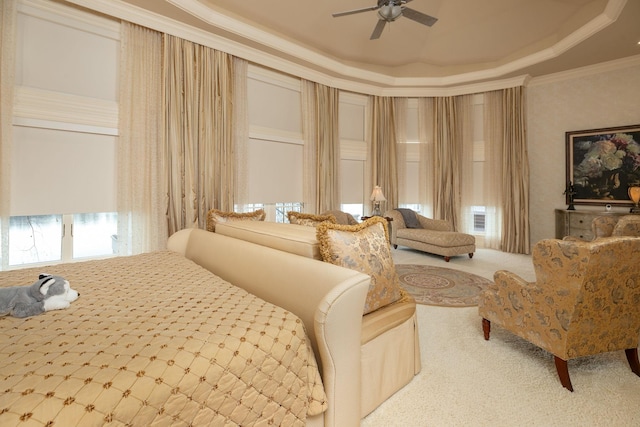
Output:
[0, 229, 371, 427]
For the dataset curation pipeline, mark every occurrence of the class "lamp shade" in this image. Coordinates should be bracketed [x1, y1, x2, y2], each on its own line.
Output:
[370, 185, 386, 202]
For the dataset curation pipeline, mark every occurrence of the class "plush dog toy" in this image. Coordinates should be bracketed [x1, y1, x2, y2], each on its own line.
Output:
[0, 274, 79, 318]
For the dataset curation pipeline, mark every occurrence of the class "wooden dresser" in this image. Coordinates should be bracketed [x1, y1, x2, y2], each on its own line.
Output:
[554, 209, 629, 240]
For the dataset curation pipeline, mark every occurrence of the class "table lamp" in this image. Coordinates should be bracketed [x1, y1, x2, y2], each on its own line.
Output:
[370, 185, 386, 216]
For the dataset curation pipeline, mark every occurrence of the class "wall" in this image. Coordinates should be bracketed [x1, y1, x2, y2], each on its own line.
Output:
[527, 60, 640, 246]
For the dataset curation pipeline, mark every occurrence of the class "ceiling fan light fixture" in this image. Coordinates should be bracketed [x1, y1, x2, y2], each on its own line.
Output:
[378, 4, 402, 21]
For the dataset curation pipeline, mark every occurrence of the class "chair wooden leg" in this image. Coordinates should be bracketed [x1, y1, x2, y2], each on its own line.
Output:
[482, 318, 490, 340]
[469, 253, 474, 259]
[625, 348, 640, 376]
[444, 256, 451, 262]
[554, 356, 573, 392]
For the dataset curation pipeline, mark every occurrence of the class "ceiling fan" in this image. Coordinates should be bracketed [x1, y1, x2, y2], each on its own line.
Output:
[332, 0, 438, 40]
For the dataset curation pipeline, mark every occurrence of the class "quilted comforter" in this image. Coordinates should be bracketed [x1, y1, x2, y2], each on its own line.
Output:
[0, 251, 327, 426]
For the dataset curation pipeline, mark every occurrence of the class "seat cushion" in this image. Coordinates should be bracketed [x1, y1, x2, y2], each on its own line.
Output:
[397, 228, 475, 247]
[361, 292, 416, 344]
[316, 217, 403, 315]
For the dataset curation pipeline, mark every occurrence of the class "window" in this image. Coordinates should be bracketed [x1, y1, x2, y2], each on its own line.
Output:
[9, 215, 62, 266]
[4, 2, 120, 271]
[341, 204, 363, 222]
[7, 213, 117, 268]
[399, 203, 422, 214]
[275, 202, 301, 223]
[235, 203, 303, 223]
[72, 213, 117, 258]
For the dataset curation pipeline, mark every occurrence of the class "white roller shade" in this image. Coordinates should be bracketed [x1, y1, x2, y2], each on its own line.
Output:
[10, 126, 116, 216]
[247, 138, 303, 204]
[404, 161, 419, 204]
[341, 159, 364, 204]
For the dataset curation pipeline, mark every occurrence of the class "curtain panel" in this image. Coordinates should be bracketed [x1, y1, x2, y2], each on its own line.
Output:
[394, 98, 408, 208]
[233, 58, 249, 210]
[432, 96, 464, 229]
[0, 0, 17, 269]
[164, 36, 235, 235]
[417, 98, 435, 218]
[484, 87, 530, 253]
[369, 96, 398, 213]
[302, 81, 340, 213]
[118, 22, 166, 254]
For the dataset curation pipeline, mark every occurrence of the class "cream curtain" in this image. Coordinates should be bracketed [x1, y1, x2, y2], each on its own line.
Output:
[418, 98, 435, 218]
[0, 0, 16, 269]
[233, 58, 249, 210]
[459, 95, 475, 234]
[394, 98, 408, 208]
[432, 96, 464, 229]
[118, 22, 166, 255]
[302, 81, 340, 213]
[164, 36, 235, 235]
[484, 87, 530, 253]
[369, 96, 398, 213]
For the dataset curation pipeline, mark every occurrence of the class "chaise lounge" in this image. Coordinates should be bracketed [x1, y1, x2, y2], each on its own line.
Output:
[385, 209, 476, 262]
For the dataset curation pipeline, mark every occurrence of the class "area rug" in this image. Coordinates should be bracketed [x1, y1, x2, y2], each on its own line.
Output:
[395, 264, 493, 307]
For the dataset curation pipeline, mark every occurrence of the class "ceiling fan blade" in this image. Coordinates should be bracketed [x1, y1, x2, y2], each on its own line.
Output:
[332, 5, 379, 18]
[402, 7, 438, 26]
[370, 19, 387, 40]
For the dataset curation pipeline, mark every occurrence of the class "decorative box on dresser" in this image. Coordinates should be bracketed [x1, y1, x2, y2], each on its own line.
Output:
[555, 209, 629, 240]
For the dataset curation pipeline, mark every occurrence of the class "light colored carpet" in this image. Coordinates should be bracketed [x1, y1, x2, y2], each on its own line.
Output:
[395, 264, 492, 307]
[360, 247, 640, 426]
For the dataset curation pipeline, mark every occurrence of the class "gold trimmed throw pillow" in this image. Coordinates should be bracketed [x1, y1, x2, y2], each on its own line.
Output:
[206, 209, 266, 232]
[288, 212, 337, 227]
[316, 217, 402, 315]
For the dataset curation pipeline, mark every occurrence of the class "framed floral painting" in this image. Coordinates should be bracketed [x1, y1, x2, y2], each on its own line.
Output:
[566, 124, 640, 206]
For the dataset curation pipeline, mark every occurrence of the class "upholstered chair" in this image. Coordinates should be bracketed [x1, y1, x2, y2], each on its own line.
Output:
[479, 236, 640, 392]
[321, 210, 359, 225]
[611, 215, 640, 237]
[591, 215, 619, 238]
[563, 215, 640, 242]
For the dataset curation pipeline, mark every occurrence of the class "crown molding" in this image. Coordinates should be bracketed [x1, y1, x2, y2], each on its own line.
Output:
[62, 0, 629, 96]
[528, 54, 640, 87]
[166, 0, 626, 90]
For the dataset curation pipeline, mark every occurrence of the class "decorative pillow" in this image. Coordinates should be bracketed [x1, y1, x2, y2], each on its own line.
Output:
[288, 212, 337, 227]
[206, 209, 266, 232]
[316, 217, 402, 315]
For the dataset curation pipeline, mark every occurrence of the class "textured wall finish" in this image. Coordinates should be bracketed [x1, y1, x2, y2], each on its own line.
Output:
[527, 63, 640, 248]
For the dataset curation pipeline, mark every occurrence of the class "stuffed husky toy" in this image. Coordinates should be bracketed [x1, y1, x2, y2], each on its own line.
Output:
[0, 274, 79, 318]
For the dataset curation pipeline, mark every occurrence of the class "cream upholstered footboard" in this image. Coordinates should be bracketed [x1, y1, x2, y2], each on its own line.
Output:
[168, 229, 371, 427]
[212, 221, 422, 417]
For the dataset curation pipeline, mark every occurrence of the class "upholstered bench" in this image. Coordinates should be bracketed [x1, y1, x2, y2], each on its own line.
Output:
[213, 220, 421, 417]
[385, 209, 476, 262]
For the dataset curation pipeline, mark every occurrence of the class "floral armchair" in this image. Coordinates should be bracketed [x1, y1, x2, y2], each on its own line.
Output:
[566, 215, 640, 242]
[609, 215, 640, 237]
[479, 236, 640, 391]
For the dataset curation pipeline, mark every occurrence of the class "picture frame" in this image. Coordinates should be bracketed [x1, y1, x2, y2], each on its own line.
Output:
[566, 124, 640, 206]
